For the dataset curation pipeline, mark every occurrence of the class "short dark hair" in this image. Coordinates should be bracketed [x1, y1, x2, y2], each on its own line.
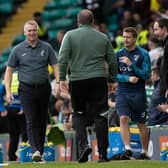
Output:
[77, 9, 94, 25]
[33, 11, 41, 18]
[157, 18, 168, 29]
[123, 27, 138, 38]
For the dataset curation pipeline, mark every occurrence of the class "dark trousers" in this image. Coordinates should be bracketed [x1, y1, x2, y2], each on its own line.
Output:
[70, 77, 109, 157]
[19, 82, 51, 154]
[7, 108, 27, 161]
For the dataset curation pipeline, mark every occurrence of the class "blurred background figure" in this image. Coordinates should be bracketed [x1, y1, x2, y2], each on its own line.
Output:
[48, 29, 65, 54]
[33, 11, 48, 41]
[148, 58, 168, 126]
[0, 71, 27, 161]
[147, 35, 163, 66]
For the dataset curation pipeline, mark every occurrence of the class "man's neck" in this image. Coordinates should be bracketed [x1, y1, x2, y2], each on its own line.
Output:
[27, 40, 38, 47]
[125, 45, 136, 51]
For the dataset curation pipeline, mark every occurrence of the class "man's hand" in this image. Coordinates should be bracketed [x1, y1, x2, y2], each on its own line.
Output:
[5, 91, 13, 104]
[108, 82, 117, 93]
[0, 110, 8, 117]
[60, 81, 69, 96]
[157, 103, 168, 112]
[129, 76, 139, 84]
[55, 82, 61, 98]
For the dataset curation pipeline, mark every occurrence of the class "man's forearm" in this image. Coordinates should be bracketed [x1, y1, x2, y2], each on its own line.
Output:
[4, 66, 13, 93]
[52, 64, 60, 82]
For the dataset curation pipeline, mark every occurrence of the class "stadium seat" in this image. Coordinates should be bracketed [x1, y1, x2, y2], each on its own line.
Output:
[43, 1, 58, 11]
[107, 14, 118, 32]
[0, 47, 11, 63]
[48, 30, 59, 40]
[0, 62, 6, 75]
[0, 2, 14, 15]
[42, 9, 66, 22]
[66, 7, 82, 18]
[48, 18, 74, 30]
[11, 33, 25, 46]
[53, 0, 80, 8]
[0, 0, 13, 3]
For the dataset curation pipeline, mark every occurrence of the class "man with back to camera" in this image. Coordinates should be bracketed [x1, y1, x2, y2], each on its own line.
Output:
[4, 20, 60, 162]
[116, 27, 151, 160]
[153, 18, 168, 113]
[58, 9, 118, 163]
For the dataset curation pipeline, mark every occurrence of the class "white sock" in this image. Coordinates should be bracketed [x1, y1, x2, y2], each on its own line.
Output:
[125, 145, 131, 151]
[142, 149, 147, 154]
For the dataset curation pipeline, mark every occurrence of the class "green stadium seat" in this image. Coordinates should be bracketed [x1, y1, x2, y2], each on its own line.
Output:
[42, 9, 66, 22]
[0, 62, 6, 75]
[12, 33, 25, 46]
[107, 14, 118, 32]
[0, 2, 14, 15]
[1, 57, 8, 63]
[53, 0, 80, 8]
[48, 18, 74, 30]
[1, 47, 11, 57]
[44, 0, 82, 11]
[43, 1, 58, 11]
[66, 7, 82, 18]
[0, 0, 13, 3]
[48, 30, 59, 40]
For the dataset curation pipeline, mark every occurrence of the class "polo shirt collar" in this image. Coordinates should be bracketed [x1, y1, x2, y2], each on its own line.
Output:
[23, 40, 42, 48]
[79, 24, 92, 28]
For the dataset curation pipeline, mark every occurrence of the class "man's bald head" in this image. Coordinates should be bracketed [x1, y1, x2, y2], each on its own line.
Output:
[77, 9, 94, 25]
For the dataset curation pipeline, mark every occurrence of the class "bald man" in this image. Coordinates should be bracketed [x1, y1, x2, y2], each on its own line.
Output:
[58, 9, 118, 163]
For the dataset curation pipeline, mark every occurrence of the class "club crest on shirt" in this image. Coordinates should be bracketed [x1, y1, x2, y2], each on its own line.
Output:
[41, 50, 45, 57]
[141, 111, 146, 118]
[134, 54, 140, 61]
[21, 53, 26, 57]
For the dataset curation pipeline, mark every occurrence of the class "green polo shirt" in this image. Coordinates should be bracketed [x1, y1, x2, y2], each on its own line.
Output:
[58, 25, 118, 82]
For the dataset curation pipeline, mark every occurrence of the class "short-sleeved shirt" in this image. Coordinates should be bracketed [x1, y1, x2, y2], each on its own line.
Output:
[7, 40, 57, 84]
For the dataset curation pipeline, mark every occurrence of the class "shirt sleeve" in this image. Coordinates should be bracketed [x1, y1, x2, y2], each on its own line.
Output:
[130, 50, 151, 80]
[48, 43, 58, 65]
[58, 32, 71, 81]
[7, 47, 18, 68]
[105, 39, 118, 82]
[117, 74, 129, 82]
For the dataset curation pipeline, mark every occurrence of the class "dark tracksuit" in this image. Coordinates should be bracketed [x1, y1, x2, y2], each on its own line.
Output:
[0, 84, 27, 161]
[116, 46, 151, 122]
[148, 80, 168, 126]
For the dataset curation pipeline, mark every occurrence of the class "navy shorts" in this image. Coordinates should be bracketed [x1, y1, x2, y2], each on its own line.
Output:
[116, 92, 147, 122]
